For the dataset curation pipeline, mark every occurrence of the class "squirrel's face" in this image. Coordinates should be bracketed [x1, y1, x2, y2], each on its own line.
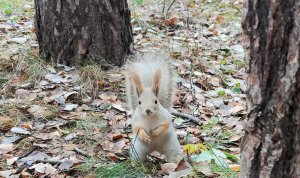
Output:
[138, 88, 160, 118]
[128, 66, 162, 118]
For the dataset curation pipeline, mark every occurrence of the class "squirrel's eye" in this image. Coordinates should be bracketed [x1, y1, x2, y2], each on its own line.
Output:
[139, 101, 141, 105]
[155, 100, 157, 104]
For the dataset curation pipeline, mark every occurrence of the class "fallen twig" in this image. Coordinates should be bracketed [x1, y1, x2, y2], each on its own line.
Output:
[171, 108, 202, 125]
[165, 0, 177, 17]
[36, 159, 85, 164]
[162, 0, 166, 16]
[74, 147, 91, 157]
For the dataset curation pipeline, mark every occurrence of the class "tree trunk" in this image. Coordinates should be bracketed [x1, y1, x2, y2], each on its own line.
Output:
[34, 0, 133, 66]
[240, 0, 300, 178]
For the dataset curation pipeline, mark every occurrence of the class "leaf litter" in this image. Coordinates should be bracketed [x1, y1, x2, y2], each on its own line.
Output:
[0, 0, 245, 177]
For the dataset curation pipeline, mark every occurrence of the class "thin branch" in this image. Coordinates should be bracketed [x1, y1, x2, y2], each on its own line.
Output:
[165, 0, 176, 17]
[162, 0, 166, 16]
[74, 147, 91, 157]
[171, 108, 202, 125]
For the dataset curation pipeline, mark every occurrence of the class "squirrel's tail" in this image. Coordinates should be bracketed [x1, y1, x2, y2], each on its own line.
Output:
[125, 53, 176, 112]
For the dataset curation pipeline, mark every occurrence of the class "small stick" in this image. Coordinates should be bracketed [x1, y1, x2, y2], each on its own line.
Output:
[74, 147, 90, 157]
[166, 0, 176, 17]
[36, 159, 85, 164]
[171, 108, 202, 125]
[162, 0, 166, 16]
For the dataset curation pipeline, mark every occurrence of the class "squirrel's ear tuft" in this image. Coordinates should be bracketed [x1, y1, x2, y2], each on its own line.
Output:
[128, 67, 144, 97]
[151, 68, 161, 96]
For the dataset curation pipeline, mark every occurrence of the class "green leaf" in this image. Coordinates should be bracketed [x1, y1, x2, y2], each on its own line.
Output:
[135, 0, 144, 6]
[232, 82, 241, 94]
[192, 151, 212, 162]
[100, 103, 112, 110]
[186, 132, 191, 144]
[211, 148, 227, 158]
[224, 152, 239, 162]
[234, 82, 241, 88]
[11, 16, 20, 22]
[211, 115, 219, 125]
[232, 87, 241, 94]
[220, 59, 227, 65]
[174, 117, 184, 125]
[213, 157, 228, 167]
[217, 90, 226, 96]
[4, 8, 12, 15]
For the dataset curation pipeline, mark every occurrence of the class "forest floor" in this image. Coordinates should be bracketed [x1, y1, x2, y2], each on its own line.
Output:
[0, 0, 245, 177]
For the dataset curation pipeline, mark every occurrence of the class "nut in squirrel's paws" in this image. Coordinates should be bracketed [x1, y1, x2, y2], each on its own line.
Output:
[139, 132, 151, 143]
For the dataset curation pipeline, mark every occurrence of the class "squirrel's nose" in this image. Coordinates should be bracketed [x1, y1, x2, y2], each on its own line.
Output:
[146, 109, 151, 114]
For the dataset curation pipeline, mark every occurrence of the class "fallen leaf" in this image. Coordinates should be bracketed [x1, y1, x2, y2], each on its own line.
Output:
[59, 160, 74, 171]
[11, 127, 31, 135]
[174, 117, 185, 125]
[0, 116, 14, 131]
[99, 93, 117, 102]
[63, 104, 77, 111]
[10, 37, 27, 44]
[63, 91, 78, 100]
[30, 163, 57, 175]
[165, 17, 179, 26]
[45, 74, 63, 83]
[215, 15, 225, 24]
[64, 133, 77, 141]
[114, 139, 126, 152]
[229, 164, 240, 172]
[228, 105, 244, 114]
[21, 122, 32, 129]
[28, 105, 53, 119]
[0, 169, 17, 178]
[160, 162, 177, 174]
[0, 136, 21, 144]
[6, 156, 18, 165]
[112, 104, 126, 112]
[0, 144, 14, 154]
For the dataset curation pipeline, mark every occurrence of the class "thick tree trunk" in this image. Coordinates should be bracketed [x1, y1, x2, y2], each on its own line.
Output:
[34, 0, 133, 66]
[240, 0, 300, 178]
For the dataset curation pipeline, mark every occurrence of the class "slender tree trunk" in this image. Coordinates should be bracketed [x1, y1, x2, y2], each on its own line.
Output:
[240, 0, 300, 177]
[34, 0, 133, 66]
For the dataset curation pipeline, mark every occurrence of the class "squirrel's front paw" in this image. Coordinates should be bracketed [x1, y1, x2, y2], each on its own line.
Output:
[151, 128, 160, 136]
[139, 132, 151, 143]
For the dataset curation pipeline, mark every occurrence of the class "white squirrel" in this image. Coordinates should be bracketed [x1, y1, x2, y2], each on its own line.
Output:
[125, 53, 182, 163]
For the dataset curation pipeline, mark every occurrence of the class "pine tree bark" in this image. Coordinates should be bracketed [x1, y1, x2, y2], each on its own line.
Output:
[34, 0, 133, 66]
[240, 0, 300, 177]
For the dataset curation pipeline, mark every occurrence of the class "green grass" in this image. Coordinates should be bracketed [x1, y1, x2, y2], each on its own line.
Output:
[66, 113, 107, 148]
[24, 53, 48, 85]
[0, 0, 34, 16]
[211, 163, 237, 178]
[75, 159, 156, 178]
[79, 65, 103, 96]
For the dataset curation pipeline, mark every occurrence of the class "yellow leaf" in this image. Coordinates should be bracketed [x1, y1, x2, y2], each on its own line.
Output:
[229, 164, 240, 172]
[183, 144, 207, 154]
[183, 144, 197, 154]
[196, 143, 207, 151]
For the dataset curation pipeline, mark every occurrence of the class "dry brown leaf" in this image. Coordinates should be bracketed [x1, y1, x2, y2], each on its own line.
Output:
[27, 105, 53, 119]
[30, 163, 58, 175]
[0, 116, 14, 131]
[229, 164, 240, 172]
[165, 17, 179, 26]
[215, 15, 225, 24]
[0, 144, 14, 154]
[160, 162, 177, 174]
[20, 122, 32, 129]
